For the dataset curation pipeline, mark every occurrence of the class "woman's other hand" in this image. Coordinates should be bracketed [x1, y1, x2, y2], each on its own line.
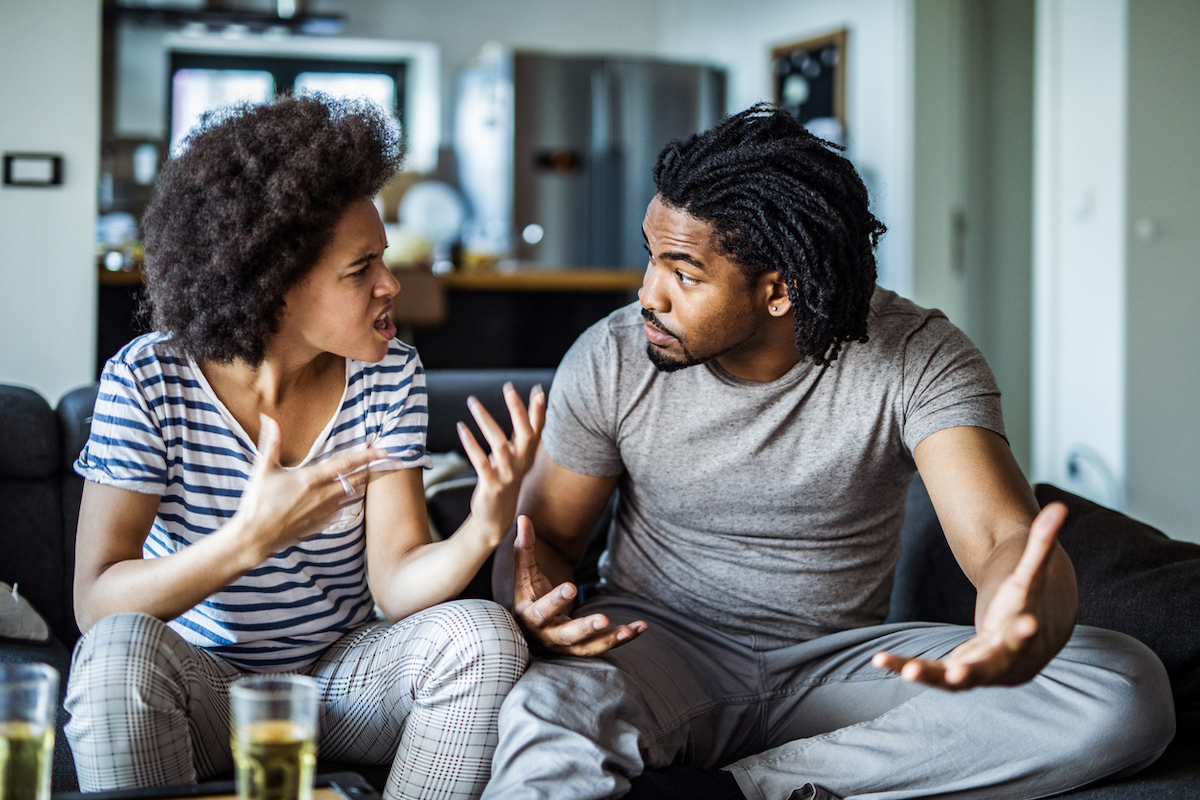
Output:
[456, 383, 547, 550]
[233, 414, 384, 565]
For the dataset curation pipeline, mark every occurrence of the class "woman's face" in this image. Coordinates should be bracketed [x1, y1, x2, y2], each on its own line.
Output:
[278, 198, 400, 364]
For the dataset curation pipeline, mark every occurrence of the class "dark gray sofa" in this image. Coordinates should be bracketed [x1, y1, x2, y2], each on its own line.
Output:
[1, 371, 1195, 797]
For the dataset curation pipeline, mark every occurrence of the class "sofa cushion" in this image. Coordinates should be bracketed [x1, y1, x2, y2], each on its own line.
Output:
[1035, 484, 1200, 732]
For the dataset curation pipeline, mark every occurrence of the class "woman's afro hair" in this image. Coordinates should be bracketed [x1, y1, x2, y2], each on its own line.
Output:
[141, 93, 402, 366]
[653, 103, 886, 365]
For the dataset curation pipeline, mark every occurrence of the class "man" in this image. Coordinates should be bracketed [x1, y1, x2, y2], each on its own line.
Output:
[484, 105, 1173, 800]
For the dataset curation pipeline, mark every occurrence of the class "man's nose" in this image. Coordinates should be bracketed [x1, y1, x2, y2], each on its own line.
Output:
[639, 264, 668, 311]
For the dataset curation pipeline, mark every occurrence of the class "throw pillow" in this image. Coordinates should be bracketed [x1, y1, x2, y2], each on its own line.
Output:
[0, 582, 51, 644]
[1035, 484, 1200, 733]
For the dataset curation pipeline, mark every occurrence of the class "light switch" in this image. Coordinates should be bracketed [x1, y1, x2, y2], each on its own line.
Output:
[3, 154, 63, 187]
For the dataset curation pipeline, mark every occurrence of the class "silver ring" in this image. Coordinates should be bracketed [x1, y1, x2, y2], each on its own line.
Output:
[337, 473, 353, 497]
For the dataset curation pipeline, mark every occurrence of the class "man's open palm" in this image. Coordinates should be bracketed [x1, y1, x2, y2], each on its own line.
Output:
[872, 502, 1070, 690]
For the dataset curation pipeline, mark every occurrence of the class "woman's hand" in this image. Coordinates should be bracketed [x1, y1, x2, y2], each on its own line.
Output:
[456, 383, 546, 550]
[232, 414, 384, 566]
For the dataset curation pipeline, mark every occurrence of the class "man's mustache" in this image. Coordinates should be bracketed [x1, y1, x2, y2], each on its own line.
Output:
[641, 308, 679, 341]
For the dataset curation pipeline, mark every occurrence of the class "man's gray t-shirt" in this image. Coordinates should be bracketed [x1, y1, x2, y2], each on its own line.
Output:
[542, 288, 1004, 649]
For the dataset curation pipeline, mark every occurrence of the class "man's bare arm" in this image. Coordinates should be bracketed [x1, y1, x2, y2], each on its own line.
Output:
[493, 445, 646, 655]
[874, 426, 1078, 689]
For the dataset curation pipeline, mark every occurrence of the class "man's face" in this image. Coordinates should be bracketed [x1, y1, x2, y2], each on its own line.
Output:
[638, 195, 767, 372]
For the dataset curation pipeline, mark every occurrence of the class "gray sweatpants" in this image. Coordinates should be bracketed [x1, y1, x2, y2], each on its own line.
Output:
[484, 595, 1175, 800]
[66, 601, 528, 800]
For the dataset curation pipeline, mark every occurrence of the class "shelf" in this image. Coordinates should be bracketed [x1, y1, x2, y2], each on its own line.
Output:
[99, 267, 644, 293]
[438, 269, 643, 292]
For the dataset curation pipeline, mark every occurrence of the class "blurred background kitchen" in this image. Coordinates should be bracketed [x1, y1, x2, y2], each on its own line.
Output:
[1, 0, 1197, 542]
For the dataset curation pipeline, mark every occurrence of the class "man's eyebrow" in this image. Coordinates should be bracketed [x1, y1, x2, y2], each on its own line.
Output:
[641, 228, 707, 271]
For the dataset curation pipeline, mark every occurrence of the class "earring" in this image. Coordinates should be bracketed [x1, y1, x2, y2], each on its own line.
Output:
[771, 306, 778, 312]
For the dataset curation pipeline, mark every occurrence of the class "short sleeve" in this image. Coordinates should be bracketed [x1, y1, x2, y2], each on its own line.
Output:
[900, 314, 1005, 453]
[74, 358, 168, 495]
[369, 348, 433, 471]
[541, 322, 624, 476]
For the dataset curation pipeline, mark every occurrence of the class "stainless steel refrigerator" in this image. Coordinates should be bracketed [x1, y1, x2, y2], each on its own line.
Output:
[455, 49, 726, 269]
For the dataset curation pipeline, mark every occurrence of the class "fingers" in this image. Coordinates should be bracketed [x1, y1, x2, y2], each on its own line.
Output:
[502, 382, 534, 442]
[873, 651, 966, 689]
[457, 421, 494, 481]
[542, 621, 648, 657]
[314, 447, 385, 483]
[515, 514, 535, 549]
[254, 414, 282, 475]
[528, 384, 547, 435]
[1012, 502, 1067, 586]
[467, 396, 514, 474]
[519, 581, 578, 626]
[873, 613, 1041, 691]
[502, 382, 547, 448]
[512, 516, 551, 600]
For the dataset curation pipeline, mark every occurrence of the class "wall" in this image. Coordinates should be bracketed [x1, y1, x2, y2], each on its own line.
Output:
[912, 0, 1035, 472]
[0, 1, 101, 403]
[1124, 0, 1200, 540]
[653, 0, 914, 294]
[1031, 0, 1128, 509]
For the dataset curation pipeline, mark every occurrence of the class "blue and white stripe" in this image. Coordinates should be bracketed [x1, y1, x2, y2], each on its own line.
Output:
[76, 333, 432, 671]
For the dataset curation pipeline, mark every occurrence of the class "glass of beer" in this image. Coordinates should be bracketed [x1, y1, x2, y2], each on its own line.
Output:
[0, 663, 59, 800]
[230, 675, 318, 800]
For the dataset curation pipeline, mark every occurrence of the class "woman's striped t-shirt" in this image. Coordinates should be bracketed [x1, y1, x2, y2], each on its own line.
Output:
[75, 332, 432, 671]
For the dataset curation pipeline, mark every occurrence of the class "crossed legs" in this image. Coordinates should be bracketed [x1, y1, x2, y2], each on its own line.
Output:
[485, 595, 1175, 800]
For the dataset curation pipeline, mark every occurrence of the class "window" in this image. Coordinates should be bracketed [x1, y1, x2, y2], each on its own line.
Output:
[168, 52, 406, 153]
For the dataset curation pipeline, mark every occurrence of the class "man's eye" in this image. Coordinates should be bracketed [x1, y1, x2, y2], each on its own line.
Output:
[677, 271, 699, 286]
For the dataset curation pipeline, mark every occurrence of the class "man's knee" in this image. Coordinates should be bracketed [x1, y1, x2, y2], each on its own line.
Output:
[1057, 627, 1175, 771]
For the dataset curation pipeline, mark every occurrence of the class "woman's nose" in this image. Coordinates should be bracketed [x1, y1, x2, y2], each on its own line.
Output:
[376, 264, 400, 297]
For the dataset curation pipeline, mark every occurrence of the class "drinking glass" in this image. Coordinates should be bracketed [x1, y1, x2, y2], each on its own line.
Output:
[230, 675, 318, 800]
[0, 663, 59, 800]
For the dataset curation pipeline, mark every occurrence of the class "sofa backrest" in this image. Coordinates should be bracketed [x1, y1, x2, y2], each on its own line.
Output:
[0, 385, 69, 642]
[56, 383, 98, 646]
[424, 368, 555, 454]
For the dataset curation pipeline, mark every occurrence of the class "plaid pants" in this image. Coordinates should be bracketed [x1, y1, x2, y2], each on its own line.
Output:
[65, 600, 529, 800]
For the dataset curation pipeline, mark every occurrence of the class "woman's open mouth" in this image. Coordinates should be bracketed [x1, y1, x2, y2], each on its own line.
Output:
[374, 309, 397, 340]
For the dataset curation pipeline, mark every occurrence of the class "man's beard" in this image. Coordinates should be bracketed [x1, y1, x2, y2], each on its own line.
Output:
[642, 308, 742, 373]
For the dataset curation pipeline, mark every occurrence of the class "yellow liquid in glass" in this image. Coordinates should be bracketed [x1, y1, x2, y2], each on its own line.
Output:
[233, 720, 315, 800]
[0, 721, 53, 800]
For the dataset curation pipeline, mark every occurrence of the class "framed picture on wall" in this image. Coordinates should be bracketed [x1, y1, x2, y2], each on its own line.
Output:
[771, 29, 847, 146]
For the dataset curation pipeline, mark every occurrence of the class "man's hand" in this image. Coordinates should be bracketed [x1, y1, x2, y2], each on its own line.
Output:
[873, 502, 1070, 690]
[511, 516, 647, 655]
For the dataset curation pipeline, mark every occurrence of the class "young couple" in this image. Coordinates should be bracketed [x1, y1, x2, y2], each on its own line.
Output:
[67, 95, 1173, 800]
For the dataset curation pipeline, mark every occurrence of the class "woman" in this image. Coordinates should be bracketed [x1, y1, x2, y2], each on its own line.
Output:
[65, 95, 539, 800]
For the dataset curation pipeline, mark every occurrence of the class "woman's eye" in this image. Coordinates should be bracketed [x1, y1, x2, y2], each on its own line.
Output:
[351, 265, 369, 278]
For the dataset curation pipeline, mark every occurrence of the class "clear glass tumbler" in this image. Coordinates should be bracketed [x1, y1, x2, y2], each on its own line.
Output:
[230, 675, 318, 800]
[0, 663, 59, 800]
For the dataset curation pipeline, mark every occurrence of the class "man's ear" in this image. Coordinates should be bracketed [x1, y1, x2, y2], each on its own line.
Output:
[759, 272, 792, 317]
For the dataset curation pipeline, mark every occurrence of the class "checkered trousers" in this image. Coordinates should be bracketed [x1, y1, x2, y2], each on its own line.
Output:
[64, 600, 529, 800]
